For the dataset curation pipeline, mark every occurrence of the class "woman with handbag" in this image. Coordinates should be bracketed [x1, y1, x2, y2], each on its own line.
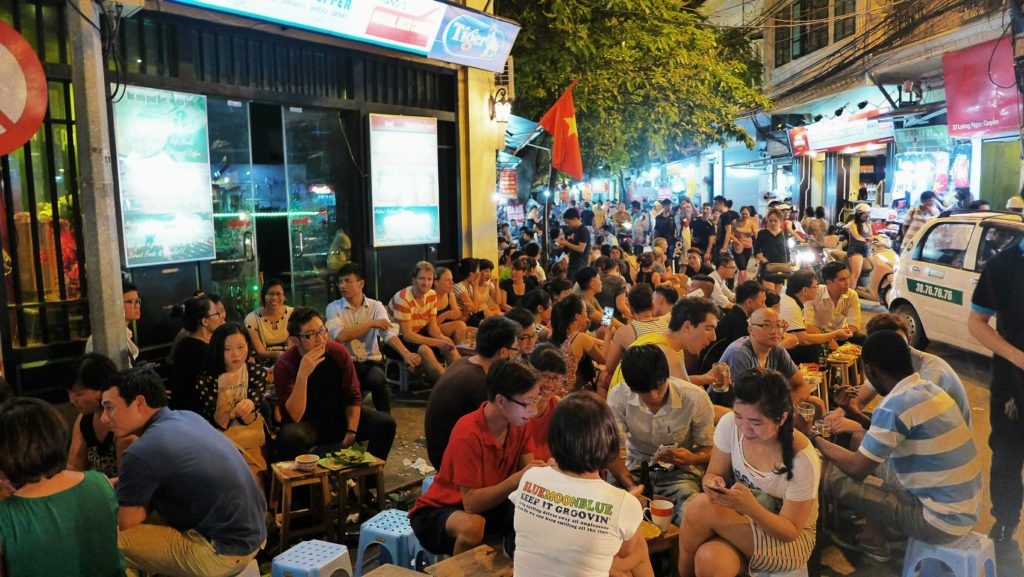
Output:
[196, 322, 269, 481]
[732, 206, 758, 282]
[754, 209, 792, 294]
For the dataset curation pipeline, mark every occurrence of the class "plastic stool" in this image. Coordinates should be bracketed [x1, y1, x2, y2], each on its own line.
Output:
[235, 559, 261, 577]
[421, 475, 435, 494]
[751, 567, 808, 577]
[384, 357, 411, 393]
[354, 509, 434, 577]
[271, 539, 353, 577]
[901, 532, 996, 577]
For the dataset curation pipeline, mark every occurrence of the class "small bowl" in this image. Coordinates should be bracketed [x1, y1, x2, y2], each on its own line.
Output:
[295, 454, 319, 471]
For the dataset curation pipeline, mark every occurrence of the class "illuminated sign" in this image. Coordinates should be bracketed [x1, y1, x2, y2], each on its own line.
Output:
[113, 86, 216, 267]
[788, 109, 895, 156]
[369, 114, 440, 247]
[169, 0, 519, 73]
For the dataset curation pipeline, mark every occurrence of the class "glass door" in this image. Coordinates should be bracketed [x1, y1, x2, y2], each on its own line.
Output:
[282, 107, 349, 312]
[207, 98, 260, 321]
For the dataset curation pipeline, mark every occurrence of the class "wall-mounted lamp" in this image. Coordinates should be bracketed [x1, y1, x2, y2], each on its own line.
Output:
[813, 114, 823, 122]
[857, 100, 869, 109]
[489, 87, 513, 123]
[834, 105, 846, 117]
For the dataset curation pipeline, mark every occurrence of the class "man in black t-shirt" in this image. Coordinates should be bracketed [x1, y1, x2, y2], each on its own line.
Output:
[713, 195, 739, 256]
[969, 238, 1024, 562]
[580, 201, 595, 227]
[653, 199, 676, 248]
[423, 316, 521, 468]
[690, 203, 716, 256]
[684, 248, 714, 277]
[555, 208, 591, 279]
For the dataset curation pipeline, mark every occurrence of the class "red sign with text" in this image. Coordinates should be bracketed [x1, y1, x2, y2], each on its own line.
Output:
[944, 37, 1023, 138]
[0, 21, 48, 157]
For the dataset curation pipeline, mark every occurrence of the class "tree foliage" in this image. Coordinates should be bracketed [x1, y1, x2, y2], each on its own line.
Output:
[499, 0, 769, 175]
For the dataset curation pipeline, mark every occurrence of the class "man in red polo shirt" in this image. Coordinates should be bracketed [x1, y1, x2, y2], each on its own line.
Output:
[409, 358, 544, 555]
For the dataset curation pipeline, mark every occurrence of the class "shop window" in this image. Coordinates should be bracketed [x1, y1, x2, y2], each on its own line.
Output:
[0, 81, 84, 348]
[975, 225, 1024, 272]
[834, 0, 856, 41]
[1, 0, 67, 65]
[918, 222, 974, 269]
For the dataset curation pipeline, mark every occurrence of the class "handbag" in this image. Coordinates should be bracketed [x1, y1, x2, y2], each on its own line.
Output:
[765, 232, 797, 276]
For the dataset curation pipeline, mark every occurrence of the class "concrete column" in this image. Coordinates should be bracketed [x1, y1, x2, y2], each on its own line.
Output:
[68, 2, 131, 368]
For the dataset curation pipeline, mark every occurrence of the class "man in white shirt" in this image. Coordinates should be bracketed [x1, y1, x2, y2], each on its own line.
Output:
[326, 263, 421, 413]
[807, 261, 863, 343]
[85, 279, 141, 367]
[781, 270, 854, 363]
[607, 344, 715, 524]
[708, 255, 737, 306]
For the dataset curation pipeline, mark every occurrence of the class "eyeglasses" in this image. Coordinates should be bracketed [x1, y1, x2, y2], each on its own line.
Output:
[516, 333, 537, 342]
[751, 321, 789, 332]
[299, 326, 329, 340]
[206, 311, 223, 318]
[506, 395, 538, 409]
[125, 298, 142, 306]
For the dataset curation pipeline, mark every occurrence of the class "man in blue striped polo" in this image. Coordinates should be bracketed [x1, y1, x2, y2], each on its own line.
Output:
[802, 330, 981, 561]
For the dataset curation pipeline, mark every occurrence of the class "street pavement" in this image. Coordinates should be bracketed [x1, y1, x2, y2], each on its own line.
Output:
[379, 301, 1023, 576]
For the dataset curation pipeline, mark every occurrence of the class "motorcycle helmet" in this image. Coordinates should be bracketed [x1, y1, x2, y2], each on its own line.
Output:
[1007, 195, 1024, 212]
[870, 234, 892, 249]
[855, 203, 871, 214]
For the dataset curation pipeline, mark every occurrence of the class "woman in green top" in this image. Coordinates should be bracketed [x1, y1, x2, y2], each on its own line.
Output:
[0, 398, 124, 577]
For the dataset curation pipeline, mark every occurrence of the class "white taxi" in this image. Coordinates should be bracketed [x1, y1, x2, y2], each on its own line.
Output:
[888, 211, 1024, 355]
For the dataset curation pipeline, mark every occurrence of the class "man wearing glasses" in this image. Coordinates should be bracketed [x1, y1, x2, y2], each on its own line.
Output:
[272, 306, 396, 462]
[720, 307, 817, 410]
[85, 279, 142, 367]
[424, 315, 522, 469]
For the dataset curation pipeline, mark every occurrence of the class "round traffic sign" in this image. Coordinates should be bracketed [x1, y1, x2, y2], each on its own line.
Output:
[0, 20, 48, 158]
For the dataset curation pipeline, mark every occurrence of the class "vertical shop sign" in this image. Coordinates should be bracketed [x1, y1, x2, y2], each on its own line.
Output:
[113, 86, 216, 267]
[944, 37, 1023, 138]
[499, 168, 517, 199]
[369, 114, 440, 247]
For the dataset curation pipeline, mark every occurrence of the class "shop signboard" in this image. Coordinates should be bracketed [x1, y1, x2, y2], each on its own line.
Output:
[498, 168, 517, 199]
[369, 114, 440, 247]
[944, 37, 1022, 138]
[169, 0, 520, 73]
[113, 86, 216, 267]
[787, 109, 894, 156]
[0, 21, 47, 157]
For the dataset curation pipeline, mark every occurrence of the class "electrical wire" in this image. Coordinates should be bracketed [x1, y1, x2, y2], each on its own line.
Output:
[987, 18, 1015, 89]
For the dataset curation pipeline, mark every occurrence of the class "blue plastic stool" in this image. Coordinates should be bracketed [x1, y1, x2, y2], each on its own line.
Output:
[271, 539, 353, 577]
[901, 532, 996, 577]
[354, 509, 434, 577]
[421, 475, 435, 495]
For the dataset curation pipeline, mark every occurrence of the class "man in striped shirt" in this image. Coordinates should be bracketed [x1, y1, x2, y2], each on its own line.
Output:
[806, 330, 981, 561]
[388, 261, 459, 383]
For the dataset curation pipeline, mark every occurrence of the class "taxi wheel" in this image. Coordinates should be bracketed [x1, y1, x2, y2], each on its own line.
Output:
[893, 303, 928, 350]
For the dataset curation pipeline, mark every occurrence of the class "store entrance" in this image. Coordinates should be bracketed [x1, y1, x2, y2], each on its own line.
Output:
[207, 100, 355, 319]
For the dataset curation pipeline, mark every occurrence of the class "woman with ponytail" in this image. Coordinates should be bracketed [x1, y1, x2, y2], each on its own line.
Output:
[168, 295, 224, 413]
[550, 294, 608, 394]
[677, 368, 820, 577]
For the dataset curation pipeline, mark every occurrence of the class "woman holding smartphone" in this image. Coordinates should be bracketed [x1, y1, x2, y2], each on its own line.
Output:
[677, 368, 820, 577]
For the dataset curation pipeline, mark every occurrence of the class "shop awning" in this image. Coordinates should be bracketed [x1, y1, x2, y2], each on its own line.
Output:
[505, 115, 543, 150]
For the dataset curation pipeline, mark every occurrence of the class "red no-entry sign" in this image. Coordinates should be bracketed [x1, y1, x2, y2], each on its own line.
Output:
[0, 20, 47, 158]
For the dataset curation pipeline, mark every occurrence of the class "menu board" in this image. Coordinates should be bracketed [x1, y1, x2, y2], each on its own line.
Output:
[169, 0, 520, 73]
[113, 86, 216, 267]
[369, 114, 440, 247]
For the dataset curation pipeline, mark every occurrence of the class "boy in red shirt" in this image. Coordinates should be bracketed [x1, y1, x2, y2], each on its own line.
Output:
[410, 358, 544, 555]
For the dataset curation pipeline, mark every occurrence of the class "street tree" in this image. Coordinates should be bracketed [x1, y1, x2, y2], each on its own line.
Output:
[500, 0, 769, 175]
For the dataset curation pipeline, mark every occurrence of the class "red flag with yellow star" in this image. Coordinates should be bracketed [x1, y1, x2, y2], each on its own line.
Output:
[538, 80, 583, 180]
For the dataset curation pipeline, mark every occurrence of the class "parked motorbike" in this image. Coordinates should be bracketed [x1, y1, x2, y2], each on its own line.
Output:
[826, 234, 896, 306]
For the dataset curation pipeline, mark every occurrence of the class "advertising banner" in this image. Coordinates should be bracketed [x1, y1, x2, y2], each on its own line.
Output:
[113, 86, 216, 267]
[170, 0, 519, 73]
[498, 168, 517, 199]
[944, 37, 1023, 138]
[788, 108, 894, 156]
[369, 114, 440, 247]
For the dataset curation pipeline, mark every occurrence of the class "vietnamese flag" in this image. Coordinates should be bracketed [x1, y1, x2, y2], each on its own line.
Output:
[539, 80, 583, 180]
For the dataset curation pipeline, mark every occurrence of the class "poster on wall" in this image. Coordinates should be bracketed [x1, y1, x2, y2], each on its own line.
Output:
[113, 86, 215, 267]
[369, 114, 440, 247]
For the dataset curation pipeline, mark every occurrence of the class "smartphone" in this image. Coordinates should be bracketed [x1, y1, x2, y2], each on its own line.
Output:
[601, 307, 615, 326]
[706, 479, 734, 493]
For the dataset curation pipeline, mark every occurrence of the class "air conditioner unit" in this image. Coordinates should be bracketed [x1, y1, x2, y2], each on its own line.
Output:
[101, 0, 145, 19]
[495, 57, 515, 100]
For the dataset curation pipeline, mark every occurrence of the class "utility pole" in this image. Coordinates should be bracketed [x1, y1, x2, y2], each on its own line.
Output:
[1012, 0, 1024, 184]
[68, 1, 132, 368]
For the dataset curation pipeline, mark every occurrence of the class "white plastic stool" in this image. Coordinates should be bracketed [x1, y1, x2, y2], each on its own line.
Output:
[272, 539, 353, 577]
[235, 559, 261, 577]
[901, 532, 996, 577]
[751, 566, 808, 577]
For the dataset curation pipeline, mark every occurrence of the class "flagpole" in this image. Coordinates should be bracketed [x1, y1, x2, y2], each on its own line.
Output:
[543, 165, 557, 272]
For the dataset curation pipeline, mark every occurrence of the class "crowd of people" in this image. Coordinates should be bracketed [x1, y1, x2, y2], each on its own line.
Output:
[0, 191, 1017, 577]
